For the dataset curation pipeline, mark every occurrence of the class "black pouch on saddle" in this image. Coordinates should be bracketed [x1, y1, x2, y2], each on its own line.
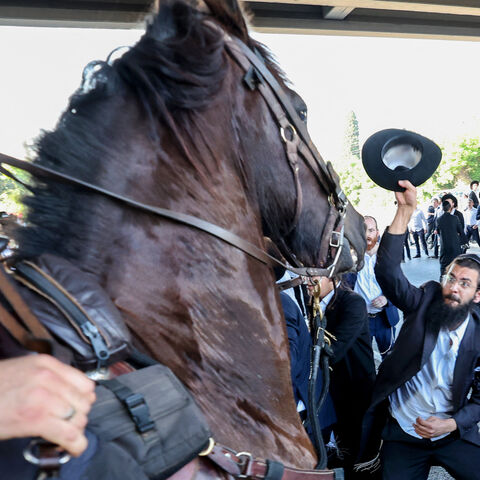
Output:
[10, 253, 131, 369]
[84, 364, 212, 480]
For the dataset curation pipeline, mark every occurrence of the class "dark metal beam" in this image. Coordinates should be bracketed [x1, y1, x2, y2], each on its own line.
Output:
[247, 1, 480, 17]
[245, 2, 480, 40]
[0, 1, 479, 40]
[0, 1, 153, 28]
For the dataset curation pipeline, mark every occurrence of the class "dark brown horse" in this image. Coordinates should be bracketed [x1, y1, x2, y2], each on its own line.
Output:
[11, 0, 365, 472]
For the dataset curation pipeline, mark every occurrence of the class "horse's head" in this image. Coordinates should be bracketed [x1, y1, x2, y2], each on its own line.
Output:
[200, 0, 367, 276]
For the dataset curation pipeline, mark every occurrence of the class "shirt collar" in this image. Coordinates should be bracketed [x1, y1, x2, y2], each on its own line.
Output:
[320, 288, 336, 314]
[442, 313, 470, 355]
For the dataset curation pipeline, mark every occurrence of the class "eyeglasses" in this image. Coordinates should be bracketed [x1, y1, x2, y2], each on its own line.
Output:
[443, 274, 474, 290]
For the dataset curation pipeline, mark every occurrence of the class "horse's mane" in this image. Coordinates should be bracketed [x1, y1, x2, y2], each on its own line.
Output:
[16, 0, 254, 262]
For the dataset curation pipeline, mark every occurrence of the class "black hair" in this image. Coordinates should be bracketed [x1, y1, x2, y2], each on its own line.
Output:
[442, 200, 451, 212]
[470, 180, 479, 189]
[441, 193, 458, 208]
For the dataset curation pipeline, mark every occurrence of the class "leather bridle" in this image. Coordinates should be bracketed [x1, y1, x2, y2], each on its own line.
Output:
[0, 23, 348, 279]
[220, 25, 349, 277]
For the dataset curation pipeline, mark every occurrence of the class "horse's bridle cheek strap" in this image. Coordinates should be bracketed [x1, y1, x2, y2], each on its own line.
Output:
[318, 205, 338, 268]
[220, 27, 347, 276]
[220, 29, 304, 236]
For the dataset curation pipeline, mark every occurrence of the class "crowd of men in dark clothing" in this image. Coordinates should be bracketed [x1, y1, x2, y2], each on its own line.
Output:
[280, 180, 480, 480]
[403, 181, 480, 280]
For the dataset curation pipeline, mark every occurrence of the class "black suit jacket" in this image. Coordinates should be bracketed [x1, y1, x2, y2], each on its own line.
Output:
[359, 232, 480, 459]
[453, 208, 465, 231]
[470, 190, 479, 209]
[325, 288, 376, 455]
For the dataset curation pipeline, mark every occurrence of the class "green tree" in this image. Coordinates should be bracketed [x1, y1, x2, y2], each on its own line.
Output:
[343, 110, 360, 160]
[337, 110, 377, 205]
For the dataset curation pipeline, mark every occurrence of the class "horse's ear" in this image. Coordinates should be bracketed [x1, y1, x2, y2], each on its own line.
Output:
[202, 0, 250, 42]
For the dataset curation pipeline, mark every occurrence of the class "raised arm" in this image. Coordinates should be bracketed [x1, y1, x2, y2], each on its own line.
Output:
[375, 181, 425, 314]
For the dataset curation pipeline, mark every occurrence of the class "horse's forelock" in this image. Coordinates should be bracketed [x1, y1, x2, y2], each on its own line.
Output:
[113, 1, 227, 113]
[202, 0, 250, 43]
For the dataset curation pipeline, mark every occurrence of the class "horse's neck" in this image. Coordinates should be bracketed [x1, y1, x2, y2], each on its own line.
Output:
[71, 92, 316, 466]
[94, 210, 315, 468]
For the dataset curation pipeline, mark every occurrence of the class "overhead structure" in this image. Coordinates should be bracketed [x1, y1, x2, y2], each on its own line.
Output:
[245, 1, 480, 40]
[1, 1, 480, 40]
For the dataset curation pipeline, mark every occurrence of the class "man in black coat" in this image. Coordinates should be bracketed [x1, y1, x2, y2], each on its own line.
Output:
[325, 286, 376, 478]
[305, 275, 375, 478]
[440, 192, 464, 231]
[469, 180, 479, 208]
[436, 200, 467, 278]
[357, 180, 480, 480]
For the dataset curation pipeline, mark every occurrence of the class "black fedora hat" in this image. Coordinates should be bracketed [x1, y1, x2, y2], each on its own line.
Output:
[362, 129, 442, 191]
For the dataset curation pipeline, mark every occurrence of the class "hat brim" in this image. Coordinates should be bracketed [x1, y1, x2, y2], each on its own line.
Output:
[362, 129, 442, 192]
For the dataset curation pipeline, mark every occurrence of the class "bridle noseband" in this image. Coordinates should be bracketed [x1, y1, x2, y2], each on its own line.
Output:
[0, 22, 348, 280]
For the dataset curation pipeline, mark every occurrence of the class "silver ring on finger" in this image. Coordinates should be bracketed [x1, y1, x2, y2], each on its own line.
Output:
[61, 406, 76, 421]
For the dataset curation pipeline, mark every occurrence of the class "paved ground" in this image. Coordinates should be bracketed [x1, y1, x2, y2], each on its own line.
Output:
[373, 244, 480, 479]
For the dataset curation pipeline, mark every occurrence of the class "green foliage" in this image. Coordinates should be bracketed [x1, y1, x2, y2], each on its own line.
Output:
[435, 137, 480, 188]
[0, 167, 29, 215]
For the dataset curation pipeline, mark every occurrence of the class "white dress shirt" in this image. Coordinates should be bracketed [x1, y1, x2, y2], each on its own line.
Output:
[409, 208, 427, 232]
[354, 253, 383, 314]
[464, 206, 479, 229]
[320, 289, 335, 315]
[389, 315, 470, 441]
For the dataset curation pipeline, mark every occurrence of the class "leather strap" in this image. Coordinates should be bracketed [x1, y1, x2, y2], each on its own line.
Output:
[207, 444, 338, 479]
[219, 29, 347, 275]
[0, 264, 74, 362]
[222, 34, 346, 212]
[0, 265, 53, 341]
[0, 152, 332, 278]
[277, 276, 303, 291]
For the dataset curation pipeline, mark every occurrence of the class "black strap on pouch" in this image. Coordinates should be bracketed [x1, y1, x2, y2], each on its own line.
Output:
[84, 364, 212, 480]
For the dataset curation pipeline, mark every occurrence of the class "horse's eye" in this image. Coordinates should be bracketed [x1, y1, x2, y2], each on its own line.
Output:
[299, 109, 307, 123]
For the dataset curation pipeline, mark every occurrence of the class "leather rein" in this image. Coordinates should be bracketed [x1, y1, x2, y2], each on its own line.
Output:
[0, 25, 347, 280]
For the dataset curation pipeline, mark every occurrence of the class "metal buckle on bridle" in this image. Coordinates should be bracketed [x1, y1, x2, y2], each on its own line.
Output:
[236, 451, 254, 478]
[330, 231, 342, 248]
[280, 124, 297, 144]
[327, 224, 345, 279]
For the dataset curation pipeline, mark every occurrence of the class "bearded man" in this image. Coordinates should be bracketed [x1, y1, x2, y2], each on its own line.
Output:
[350, 216, 399, 358]
[357, 180, 480, 480]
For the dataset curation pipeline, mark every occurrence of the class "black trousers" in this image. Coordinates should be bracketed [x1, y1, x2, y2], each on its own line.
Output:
[381, 417, 480, 480]
[466, 225, 480, 246]
[412, 229, 428, 256]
